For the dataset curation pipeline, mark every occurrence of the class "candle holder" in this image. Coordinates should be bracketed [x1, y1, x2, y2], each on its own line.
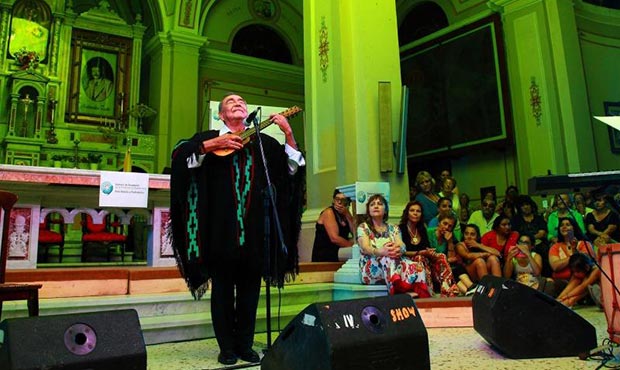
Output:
[73, 139, 80, 169]
[47, 99, 58, 144]
[129, 103, 157, 134]
[98, 93, 128, 148]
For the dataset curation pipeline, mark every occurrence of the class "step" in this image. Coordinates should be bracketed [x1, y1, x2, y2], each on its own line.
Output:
[1, 282, 472, 345]
[1, 284, 335, 345]
[140, 302, 312, 344]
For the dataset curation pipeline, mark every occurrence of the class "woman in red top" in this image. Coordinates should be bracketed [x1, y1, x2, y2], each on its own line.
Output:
[548, 217, 595, 280]
[480, 214, 519, 260]
[549, 217, 599, 307]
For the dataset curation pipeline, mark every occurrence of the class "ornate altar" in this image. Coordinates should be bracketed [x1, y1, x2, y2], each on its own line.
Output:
[0, 0, 157, 172]
[0, 165, 173, 269]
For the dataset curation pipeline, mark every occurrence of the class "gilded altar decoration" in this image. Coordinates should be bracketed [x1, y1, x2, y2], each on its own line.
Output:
[8, 0, 52, 63]
[179, 0, 197, 28]
[319, 17, 329, 82]
[529, 77, 542, 126]
[14, 49, 40, 70]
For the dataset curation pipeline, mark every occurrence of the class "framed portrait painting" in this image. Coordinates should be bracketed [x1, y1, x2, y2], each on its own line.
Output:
[604, 101, 620, 153]
[66, 29, 132, 125]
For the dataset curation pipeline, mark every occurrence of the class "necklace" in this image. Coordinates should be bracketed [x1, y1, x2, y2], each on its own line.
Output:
[372, 221, 387, 235]
[407, 223, 419, 244]
[424, 192, 439, 203]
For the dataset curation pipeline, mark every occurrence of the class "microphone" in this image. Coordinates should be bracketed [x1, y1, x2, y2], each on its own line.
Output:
[244, 108, 260, 127]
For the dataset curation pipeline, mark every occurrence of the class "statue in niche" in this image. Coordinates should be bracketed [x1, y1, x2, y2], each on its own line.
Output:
[8, 0, 51, 63]
[16, 87, 38, 137]
[9, 215, 29, 257]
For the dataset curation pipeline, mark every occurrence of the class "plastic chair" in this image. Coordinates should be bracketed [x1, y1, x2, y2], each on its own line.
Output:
[0, 190, 42, 320]
[38, 212, 65, 263]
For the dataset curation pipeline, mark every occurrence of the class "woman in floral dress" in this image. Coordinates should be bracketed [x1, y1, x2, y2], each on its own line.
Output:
[358, 194, 422, 295]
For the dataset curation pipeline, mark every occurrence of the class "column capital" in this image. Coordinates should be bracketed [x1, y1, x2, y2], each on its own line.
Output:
[488, 0, 543, 15]
[166, 30, 208, 49]
[144, 31, 208, 57]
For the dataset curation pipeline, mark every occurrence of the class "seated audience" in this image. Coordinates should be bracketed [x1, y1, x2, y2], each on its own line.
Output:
[456, 224, 502, 283]
[437, 169, 459, 195]
[584, 193, 620, 244]
[398, 201, 433, 298]
[512, 195, 548, 245]
[426, 214, 461, 297]
[573, 192, 593, 218]
[357, 194, 422, 295]
[496, 185, 519, 218]
[481, 214, 519, 259]
[311, 189, 356, 262]
[414, 171, 440, 225]
[428, 197, 462, 240]
[500, 201, 516, 219]
[468, 198, 499, 235]
[511, 195, 552, 277]
[503, 233, 555, 296]
[558, 253, 601, 308]
[409, 186, 418, 201]
[439, 176, 460, 218]
[549, 217, 597, 304]
[458, 193, 471, 228]
[547, 193, 586, 244]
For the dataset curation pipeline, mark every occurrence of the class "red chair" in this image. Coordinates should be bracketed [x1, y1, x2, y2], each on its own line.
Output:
[81, 214, 127, 262]
[38, 212, 65, 263]
[0, 190, 42, 320]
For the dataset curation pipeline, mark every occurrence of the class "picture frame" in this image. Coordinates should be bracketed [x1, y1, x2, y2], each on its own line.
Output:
[604, 101, 620, 154]
[65, 29, 132, 125]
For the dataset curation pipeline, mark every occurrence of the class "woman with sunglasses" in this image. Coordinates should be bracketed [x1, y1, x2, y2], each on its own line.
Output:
[311, 189, 356, 262]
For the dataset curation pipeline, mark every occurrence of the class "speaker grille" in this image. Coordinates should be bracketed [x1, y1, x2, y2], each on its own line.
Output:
[262, 295, 430, 370]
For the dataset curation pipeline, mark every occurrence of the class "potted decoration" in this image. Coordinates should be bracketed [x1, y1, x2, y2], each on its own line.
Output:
[14, 49, 40, 70]
[87, 153, 103, 170]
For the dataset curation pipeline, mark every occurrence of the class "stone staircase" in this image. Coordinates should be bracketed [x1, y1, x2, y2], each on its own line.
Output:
[1, 262, 473, 345]
[1, 282, 335, 345]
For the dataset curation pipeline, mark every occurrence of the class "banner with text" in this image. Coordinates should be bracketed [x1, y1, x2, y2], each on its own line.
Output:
[99, 171, 149, 208]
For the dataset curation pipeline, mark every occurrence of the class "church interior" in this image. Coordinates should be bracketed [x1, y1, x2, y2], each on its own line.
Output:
[0, 0, 619, 368]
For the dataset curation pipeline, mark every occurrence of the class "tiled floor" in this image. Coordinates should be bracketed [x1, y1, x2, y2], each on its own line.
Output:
[146, 305, 618, 370]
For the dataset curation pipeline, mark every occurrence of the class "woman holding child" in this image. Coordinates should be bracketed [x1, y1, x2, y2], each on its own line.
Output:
[549, 217, 600, 307]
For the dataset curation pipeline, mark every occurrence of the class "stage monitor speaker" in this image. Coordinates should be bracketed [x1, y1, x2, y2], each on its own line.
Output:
[0, 309, 146, 370]
[472, 275, 597, 359]
[261, 294, 429, 370]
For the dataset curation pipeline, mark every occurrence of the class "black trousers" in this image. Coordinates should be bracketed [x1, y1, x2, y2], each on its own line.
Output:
[210, 256, 262, 353]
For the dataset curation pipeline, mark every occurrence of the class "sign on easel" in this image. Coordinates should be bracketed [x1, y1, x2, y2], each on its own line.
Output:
[99, 171, 149, 208]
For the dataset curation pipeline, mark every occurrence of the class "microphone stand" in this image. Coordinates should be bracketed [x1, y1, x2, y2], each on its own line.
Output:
[214, 111, 288, 370]
[250, 109, 288, 353]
